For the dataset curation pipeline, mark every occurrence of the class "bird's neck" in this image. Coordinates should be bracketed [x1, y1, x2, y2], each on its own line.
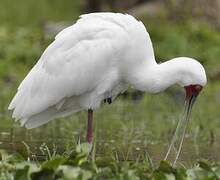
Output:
[131, 59, 182, 93]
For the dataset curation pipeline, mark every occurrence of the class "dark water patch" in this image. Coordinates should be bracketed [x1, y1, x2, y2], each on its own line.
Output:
[0, 126, 219, 165]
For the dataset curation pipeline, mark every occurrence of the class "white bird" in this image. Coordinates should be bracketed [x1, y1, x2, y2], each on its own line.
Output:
[9, 13, 207, 163]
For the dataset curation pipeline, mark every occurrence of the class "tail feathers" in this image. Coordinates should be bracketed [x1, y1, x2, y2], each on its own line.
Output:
[9, 94, 81, 129]
[22, 106, 81, 129]
[8, 90, 24, 110]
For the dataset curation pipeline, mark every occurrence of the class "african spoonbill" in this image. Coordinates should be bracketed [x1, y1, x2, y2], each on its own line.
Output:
[8, 13, 207, 163]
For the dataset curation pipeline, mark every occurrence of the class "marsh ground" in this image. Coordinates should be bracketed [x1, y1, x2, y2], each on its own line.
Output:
[0, 0, 220, 168]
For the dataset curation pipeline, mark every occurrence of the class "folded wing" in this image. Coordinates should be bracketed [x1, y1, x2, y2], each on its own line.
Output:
[8, 14, 129, 127]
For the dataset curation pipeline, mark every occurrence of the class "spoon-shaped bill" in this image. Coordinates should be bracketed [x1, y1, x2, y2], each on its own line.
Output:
[172, 95, 197, 165]
[164, 85, 202, 165]
[164, 101, 187, 161]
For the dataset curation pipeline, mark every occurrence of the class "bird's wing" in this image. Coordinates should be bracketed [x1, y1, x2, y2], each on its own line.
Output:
[8, 13, 130, 125]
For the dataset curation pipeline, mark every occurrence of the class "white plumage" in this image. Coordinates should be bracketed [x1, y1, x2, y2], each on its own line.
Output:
[8, 12, 207, 129]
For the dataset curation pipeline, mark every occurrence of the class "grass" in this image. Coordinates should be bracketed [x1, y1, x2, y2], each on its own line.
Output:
[0, 1, 220, 178]
[0, 20, 219, 163]
[1, 143, 220, 179]
[0, 0, 81, 28]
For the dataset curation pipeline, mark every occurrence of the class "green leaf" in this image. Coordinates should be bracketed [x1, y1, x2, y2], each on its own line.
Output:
[212, 165, 220, 179]
[158, 161, 174, 174]
[152, 170, 167, 180]
[57, 165, 92, 180]
[175, 167, 187, 180]
[14, 165, 29, 180]
[15, 162, 39, 175]
[76, 143, 92, 155]
[41, 157, 66, 170]
[165, 173, 175, 180]
[198, 161, 212, 171]
[31, 169, 54, 180]
[6, 153, 25, 164]
[187, 166, 216, 180]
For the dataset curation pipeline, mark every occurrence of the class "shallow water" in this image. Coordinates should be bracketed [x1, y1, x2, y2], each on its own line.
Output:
[0, 125, 219, 166]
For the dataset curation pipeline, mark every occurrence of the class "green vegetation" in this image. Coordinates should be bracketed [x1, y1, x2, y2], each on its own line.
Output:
[0, 0, 80, 27]
[1, 143, 220, 180]
[0, 0, 220, 179]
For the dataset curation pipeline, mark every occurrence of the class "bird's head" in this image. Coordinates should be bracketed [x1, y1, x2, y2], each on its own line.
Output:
[163, 58, 207, 162]
[176, 57, 207, 102]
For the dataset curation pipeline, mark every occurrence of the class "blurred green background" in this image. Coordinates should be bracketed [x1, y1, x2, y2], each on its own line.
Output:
[0, 0, 219, 165]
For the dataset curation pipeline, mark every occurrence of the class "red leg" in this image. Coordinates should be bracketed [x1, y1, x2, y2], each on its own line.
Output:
[86, 109, 93, 144]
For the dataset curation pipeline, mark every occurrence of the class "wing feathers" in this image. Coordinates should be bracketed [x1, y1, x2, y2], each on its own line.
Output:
[9, 13, 141, 128]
